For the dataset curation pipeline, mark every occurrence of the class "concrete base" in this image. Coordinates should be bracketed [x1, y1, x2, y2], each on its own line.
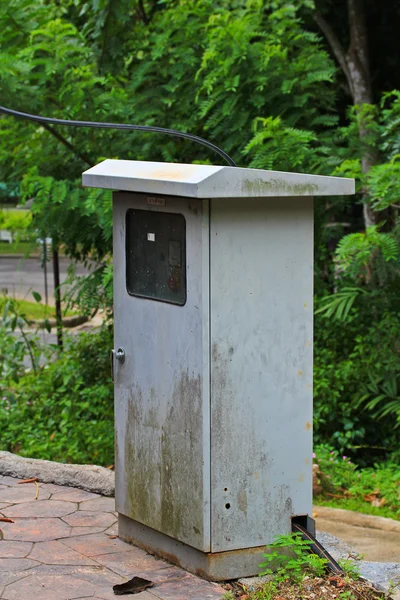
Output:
[118, 513, 266, 581]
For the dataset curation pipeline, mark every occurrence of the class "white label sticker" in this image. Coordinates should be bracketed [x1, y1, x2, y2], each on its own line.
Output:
[147, 233, 155, 242]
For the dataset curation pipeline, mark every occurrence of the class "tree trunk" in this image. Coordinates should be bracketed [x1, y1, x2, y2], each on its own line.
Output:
[52, 245, 63, 349]
[315, 0, 377, 228]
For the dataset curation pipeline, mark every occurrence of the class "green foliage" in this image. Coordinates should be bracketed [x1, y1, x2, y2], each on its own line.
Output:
[314, 445, 400, 518]
[260, 533, 328, 583]
[243, 117, 320, 171]
[0, 209, 31, 235]
[63, 260, 113, 318]
[358, 374, 400, 428]
[0, 298, 47, 379]
[0, 326, 114, 464]
[315, 288, 366, 321]
[20, 170, 112, 261]
[314, 310, 400, 462]
[335, 225, 400, 285]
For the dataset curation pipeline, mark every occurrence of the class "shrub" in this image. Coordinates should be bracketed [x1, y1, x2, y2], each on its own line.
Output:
[314, 308, 400, 465]
[0, 326, 114, 465]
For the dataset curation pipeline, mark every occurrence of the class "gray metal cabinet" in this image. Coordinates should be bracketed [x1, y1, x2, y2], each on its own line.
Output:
[83, 160, 354, 579]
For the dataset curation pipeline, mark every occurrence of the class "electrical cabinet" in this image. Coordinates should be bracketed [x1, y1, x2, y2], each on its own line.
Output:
[82, 159, 354, 580]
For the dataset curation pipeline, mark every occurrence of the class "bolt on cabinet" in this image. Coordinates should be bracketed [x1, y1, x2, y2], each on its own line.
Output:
[82, 160, 354, 580]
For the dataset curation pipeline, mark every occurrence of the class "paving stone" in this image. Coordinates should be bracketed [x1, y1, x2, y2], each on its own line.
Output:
[0, 541, 33, 559]
[0, 477, 24, 487]
[79, 497, 115, 513]
[0, 482, 225, 600]
[96, 592, 157, 600]
[0, 558, 39, 572]
[104, 524, 118, 536]
[0, 571, 30, 589]
[149, 576, 225, 600]
[0, 517, 71, 542]
[0, 485, 51, 504]
[51, 488, 101, 503]
[93, 550, 166, 577]
[25, 564, 113, 577]
[132, 566, 188, 584]
[67, 566, 125, 600]
[28, 564, 125, 600]
[61, 533, 135, 557]
[4, 573, 96, 600]
[29, 540, 99, 566]
[40, 483, 80, 494]
[63, 511, 117, 528]
[69, 526, 113, 537]
[3, 500, 77, 519]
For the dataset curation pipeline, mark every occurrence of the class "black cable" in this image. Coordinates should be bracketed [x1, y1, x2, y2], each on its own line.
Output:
[0, 105, 237, 167]
[292, 522, 344, 575]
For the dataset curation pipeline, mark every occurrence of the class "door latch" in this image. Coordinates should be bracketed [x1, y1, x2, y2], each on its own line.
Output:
[111, 347, 125, 381]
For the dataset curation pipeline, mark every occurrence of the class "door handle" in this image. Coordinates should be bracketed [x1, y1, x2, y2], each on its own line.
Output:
[111, 348, 126, 382]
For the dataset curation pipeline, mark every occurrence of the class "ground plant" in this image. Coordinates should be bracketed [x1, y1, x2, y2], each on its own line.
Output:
[223, 533, 384, 599]
[313, 445, 400, 519]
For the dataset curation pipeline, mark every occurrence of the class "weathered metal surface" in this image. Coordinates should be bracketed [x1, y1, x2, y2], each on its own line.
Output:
[83, 159, 355, 198]
[113, 192, 210, 552]
[210, 196, 314, 552]
[119, 513, 269, 581]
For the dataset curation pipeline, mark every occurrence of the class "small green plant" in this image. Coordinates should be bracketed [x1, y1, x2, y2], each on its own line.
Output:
[259, 533, 328, 583]
[338, 557, 361, 580]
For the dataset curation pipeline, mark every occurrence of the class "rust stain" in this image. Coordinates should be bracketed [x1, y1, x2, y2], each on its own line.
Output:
[304, 457, 310, 465]
[304, 302, 308, 308]
[298, 473, 305, 482]
[237, 489, 248, 517]
[148, 167, 197, 181]
[305, 421, 312, 431]
[298, 370, 303, 376]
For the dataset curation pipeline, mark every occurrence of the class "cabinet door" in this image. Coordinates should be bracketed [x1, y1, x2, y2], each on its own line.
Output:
[113, 192, 211, 551]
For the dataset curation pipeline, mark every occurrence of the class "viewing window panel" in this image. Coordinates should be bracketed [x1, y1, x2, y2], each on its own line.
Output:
[126, 209, 186, 306]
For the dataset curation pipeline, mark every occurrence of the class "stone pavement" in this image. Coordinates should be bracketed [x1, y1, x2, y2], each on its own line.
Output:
[0, 475, 225, 600]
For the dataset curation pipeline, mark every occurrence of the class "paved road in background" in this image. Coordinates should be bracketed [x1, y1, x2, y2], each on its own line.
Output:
[0, 256, 89, 304]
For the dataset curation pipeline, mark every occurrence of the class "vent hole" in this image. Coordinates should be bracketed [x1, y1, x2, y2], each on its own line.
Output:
[224, 488, 228, 492]
[225, 503, 231, 510]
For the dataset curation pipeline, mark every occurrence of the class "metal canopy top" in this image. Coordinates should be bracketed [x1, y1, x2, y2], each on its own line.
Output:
[82, 159, 355, 198]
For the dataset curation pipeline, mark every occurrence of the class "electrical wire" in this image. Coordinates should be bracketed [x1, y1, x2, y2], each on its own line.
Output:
[0, 105, 237, 167]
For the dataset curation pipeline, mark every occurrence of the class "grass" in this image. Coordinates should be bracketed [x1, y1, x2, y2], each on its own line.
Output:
[0, 241, 39, 255]
[315, 496, 400, 521]
[0, 297, 76, 321]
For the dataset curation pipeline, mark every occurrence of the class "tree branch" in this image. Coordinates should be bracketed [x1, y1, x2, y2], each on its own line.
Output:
[138, 0, 150, 25]
[314, 11, 354, 99]
[347, 0, 372, 104]
[41, 122, 92, 166]
[347, 0, 370, 82]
